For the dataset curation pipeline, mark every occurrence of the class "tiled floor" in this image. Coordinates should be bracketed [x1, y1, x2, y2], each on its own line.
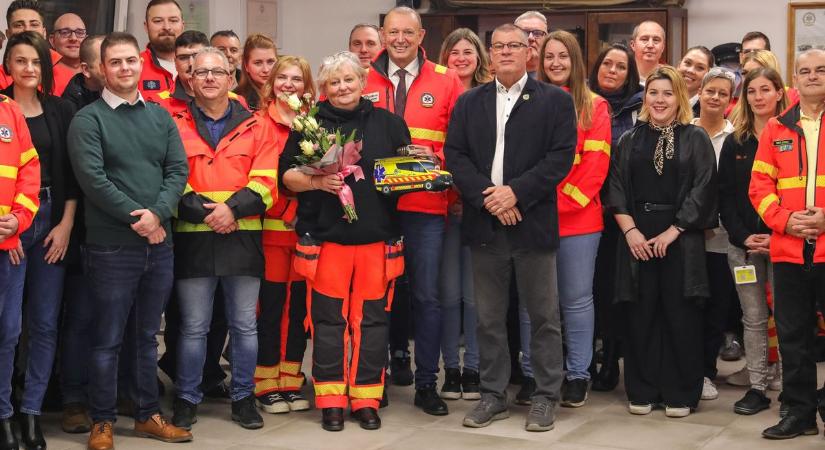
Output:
[34, 357, 825, 449]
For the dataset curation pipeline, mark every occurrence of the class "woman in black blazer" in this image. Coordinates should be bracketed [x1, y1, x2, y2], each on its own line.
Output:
[1, 31, 77, 449]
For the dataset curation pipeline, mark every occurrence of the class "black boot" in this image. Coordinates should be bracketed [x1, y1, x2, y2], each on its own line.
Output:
[0, 418, 17, 450]
[591, 339, 620, 392]
[19, 414, 45, 450]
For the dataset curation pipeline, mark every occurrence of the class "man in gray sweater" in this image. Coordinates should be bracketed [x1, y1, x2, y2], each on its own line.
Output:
[67, 32, 191, 450]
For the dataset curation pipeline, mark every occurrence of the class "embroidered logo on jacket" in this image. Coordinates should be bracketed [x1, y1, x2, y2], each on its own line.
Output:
[0, 126, 12, 143]
[142, 80, 161, 91]
[773, 139, 793, 152]
[420, 93, 435, 108]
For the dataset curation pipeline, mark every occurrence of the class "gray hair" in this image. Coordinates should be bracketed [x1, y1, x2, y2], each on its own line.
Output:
[514, 11, 547, 26]
[383, 6, 422, 28]
[631, 20, 665, 40]
[317, 51, 367, 91]
[795, 48, 825, 73]
[193, 46, 230, 69]
[701, 67, 736, 92]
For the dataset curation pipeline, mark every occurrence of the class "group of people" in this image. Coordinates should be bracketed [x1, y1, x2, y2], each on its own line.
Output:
[0, 0, 824, 449]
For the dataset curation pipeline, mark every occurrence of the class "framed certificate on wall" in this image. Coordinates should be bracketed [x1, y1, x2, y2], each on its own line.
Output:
[247, 0, 278, 41]
[788, 2, 825, 81]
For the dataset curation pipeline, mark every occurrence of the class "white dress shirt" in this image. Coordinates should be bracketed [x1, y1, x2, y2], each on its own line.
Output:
[387, 57, 420, 93]
[101, 87, 145, 109]
[491, 73, 528, 186]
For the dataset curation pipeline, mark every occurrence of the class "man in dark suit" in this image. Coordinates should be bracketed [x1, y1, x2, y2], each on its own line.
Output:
[444, 23, 576, 432]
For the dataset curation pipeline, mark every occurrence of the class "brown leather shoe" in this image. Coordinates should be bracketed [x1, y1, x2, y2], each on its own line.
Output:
[87, 421, 114, 450]
[134, 413, 192, 443]
[63, 403, 92, 433]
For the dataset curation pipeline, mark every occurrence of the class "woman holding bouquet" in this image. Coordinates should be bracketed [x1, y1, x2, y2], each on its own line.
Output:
[280, 51, 411, 431]
[253, 56, 316, 414]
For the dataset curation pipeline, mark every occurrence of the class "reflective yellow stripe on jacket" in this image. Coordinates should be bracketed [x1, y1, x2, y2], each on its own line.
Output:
[175, 217, 262, 232]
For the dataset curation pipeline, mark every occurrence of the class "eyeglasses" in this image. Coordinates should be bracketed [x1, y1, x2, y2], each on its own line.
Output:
[490, 42, 528, 52]
[192, 68, 230, 79]
[706, 67, 736, 81]
[54, 28, 86, 39]
[519, 28, 547, 39]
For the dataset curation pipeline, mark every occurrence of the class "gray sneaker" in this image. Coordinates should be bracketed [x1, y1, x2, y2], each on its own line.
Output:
[525, 398, 555, 432]
[462, 394, 509, 428]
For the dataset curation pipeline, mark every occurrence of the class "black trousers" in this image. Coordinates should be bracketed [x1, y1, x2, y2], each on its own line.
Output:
[702, 251, 739, 379]
[594, 215, 622, 340]
[773, 260, 825, 421]
[623, 211, 703, 408]
[388, 272, 411, 354]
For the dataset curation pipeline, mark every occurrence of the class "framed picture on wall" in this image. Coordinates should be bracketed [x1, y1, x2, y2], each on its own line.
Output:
[788, 2, 825, 81]
[247, 0, 278, 41]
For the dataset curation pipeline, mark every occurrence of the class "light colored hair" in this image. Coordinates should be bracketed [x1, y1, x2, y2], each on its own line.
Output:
[193, 46, 229, 69]
[731, 67, 787, 143]
[631, 20, 665, 40]
[383, 6, 422, 28]
[538, 30, 594, 128]
[639, 65, 693, 125]
[514, 11, 547, 26]
[701, 67, 736, 93]
[317, 51, 367, 95]
[261, 55, 316, 109]
[438, 28, 492, 88]
[795, 48, 825, 73]
[743, 49, 780, 72]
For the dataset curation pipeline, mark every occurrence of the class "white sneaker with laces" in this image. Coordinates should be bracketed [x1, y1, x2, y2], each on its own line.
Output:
[701, 377, 718, 400]
[665, 405, 691, 418]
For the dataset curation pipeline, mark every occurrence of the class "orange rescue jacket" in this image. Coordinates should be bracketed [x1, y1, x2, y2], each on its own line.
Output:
[148, 78, 249, 116]
[0, 95, 39, 250]
[364, 49, 463, 215]
[257, 101, 298, 248]
[557, 92, 611, 237]
[749, 101, 825, 264]
[138, 45, 174, 97]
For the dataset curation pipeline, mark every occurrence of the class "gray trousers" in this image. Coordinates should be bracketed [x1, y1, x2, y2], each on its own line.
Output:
[470, 228, 563, 403]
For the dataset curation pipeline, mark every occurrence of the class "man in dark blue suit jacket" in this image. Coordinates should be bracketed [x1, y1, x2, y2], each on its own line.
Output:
[444, 23, 576, 432]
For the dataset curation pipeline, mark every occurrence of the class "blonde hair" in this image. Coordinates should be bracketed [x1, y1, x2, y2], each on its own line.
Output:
[742, 49, 780, 72]
[260, 55, 316, 109]
[730, 67, 787, 143]
[317, 51, 367, 96]
[639, 65, 693, 125]
[538, 31, 593, 128]
[438, 28, 492, 88]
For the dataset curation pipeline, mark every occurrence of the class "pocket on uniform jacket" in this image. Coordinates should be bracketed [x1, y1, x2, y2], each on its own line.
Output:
[384, 238, 404, 281]
[293, 234, 321, 280]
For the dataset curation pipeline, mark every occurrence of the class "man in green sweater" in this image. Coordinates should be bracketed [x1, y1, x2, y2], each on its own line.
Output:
[67, 32, 191, 450]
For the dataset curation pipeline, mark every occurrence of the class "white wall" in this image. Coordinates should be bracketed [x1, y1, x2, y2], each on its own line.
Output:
[687, 0, 791, 77]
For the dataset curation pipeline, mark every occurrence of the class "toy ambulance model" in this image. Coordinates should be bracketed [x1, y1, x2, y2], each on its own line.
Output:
[373, 156, 453, 195]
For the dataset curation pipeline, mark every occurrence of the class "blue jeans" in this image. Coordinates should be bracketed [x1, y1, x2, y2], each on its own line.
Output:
[86, 243, 174, 423]
[400, 211, 445, 388]
[176, 276, 259, 404]
[439, 213, 478, 371]
[0, 247, 25, 419]
[61, 268, 94, 406]
[520, 232, 600, 380]
[19, 198, 67, 415]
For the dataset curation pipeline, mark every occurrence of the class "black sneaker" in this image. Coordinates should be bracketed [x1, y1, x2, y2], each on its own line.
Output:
[734, 389, 771, 415]
[561, 378, 588, 408]
[440, 368, 462, 400]
[232, 395, 264, 429]
[515, 377, 536, 405]
[390, 353, 414, 386]
[461, 369, 481, 400]
[762, 416, 817, 439]
[171, 398, 198, 430]
[256, 392, 289, 414]
[283, 391, 310, 411]
[414, 386, 449, 416]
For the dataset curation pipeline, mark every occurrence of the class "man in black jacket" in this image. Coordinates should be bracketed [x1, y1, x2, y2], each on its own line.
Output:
[61, 34, 104, 110]
[444, 23, 576, 432]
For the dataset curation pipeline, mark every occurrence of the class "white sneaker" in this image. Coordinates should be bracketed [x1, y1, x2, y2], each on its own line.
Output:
[628, 402, 652, 415]
[767, 364, 782, 391]
[725, 366, 750, 386]
[665, 405, 691, 418]
[701, 377, 718, 400]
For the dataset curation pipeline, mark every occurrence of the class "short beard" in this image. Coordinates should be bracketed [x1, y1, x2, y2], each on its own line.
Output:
[151, 35, 176, 54]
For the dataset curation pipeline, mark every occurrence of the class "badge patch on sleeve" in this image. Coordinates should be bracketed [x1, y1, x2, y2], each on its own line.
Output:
[142, 80, 161, 91]
[773, 139, 793, 152]
[0, 126, 12, 143]
[420, 93, 435, 108]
